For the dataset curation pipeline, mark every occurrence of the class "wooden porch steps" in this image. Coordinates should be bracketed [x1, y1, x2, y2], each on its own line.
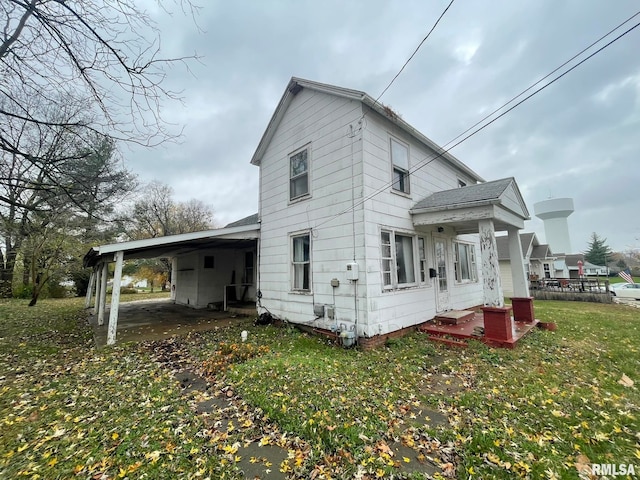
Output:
[433, 309, 476, 325]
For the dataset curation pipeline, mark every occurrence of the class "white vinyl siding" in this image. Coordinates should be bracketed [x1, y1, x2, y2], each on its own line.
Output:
[454, 241, 477, 283]
[390, 137, 409, 194]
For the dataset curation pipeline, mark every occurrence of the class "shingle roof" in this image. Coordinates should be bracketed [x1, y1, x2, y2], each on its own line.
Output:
[225, 213, 259, 228]
[412, 178, 514, 211]
[564, 254, 585, 268]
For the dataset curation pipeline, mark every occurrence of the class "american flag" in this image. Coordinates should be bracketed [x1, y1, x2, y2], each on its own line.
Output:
[619, 267, 634, 284]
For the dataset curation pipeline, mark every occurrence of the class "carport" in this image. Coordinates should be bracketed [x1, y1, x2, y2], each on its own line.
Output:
[83, 219, 260, 345]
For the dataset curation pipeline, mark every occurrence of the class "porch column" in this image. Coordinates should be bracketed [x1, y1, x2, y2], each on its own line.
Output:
[479, 219, 503, 307]
[107, 250, 124, 346]
[97, 263, 108, 326]
[85, 269, 96, 309]
[507, 227, 529, 297]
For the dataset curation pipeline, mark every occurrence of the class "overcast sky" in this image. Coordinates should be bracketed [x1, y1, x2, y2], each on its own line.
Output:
[126, 0, 640, 255]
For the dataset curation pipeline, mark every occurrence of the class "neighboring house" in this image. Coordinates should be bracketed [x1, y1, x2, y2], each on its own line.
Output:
[565, 254, 585, 279]
[582, 261, 608, 277]
[496, 232, 555, 296]
[84, 77, 532, 345]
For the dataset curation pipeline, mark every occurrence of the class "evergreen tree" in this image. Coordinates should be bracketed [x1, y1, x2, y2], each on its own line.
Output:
[584, 233, 612, 266]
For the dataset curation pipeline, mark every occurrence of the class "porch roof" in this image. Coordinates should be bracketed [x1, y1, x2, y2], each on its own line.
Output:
[410, 177, 530, 234]
[83, 223, 260, 267]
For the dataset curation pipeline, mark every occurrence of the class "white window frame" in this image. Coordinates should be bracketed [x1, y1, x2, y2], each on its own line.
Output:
[380, 229, 419, 290]
[289, 145, 310, 201]
[454, 241, 477, 283]
[291, 232, 311, 292]
[390, 137, 410, 194]
[418, 236, 430, 285]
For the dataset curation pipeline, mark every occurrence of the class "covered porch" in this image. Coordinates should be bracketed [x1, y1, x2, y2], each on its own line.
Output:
[411, 178, 537, 346]
[83, 220, 260, 345]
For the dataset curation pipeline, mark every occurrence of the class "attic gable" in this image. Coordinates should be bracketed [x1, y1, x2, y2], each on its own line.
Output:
[249, 77, 484, 183]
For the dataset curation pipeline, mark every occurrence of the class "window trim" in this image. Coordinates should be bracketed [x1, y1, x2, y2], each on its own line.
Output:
[418, 236, 430, 285]
[389, 136, 410, 195]
[380, 228, 422, 291]
[289, 145, 311, 202]
[453, 241, 478, 283]
[291, 231, 312, 293]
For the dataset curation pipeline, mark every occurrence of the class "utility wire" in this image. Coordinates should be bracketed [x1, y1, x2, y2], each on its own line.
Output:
[375, 0, 455, 104]
[314, 14, 640, 230]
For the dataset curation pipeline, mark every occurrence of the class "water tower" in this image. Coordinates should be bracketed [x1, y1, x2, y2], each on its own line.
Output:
[534, 198, 574, 254]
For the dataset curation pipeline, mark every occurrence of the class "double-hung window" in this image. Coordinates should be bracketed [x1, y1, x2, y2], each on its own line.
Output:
[292, 233, 311, 291]
[381, 230, 416, 289]
[418, 237, 429, 283]
[454, 242, 477, 283]
[290, 147, 309, 200]
[390, 138, 409, 194]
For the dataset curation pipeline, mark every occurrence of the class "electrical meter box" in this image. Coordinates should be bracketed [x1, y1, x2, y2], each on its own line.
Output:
[346, 262, 359, 280]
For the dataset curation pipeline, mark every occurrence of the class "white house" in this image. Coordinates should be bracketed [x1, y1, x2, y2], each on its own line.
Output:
[84, 77, 532, 346]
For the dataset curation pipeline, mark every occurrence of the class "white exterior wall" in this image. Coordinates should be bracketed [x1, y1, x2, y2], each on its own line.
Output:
[499, 261, 515, 297]
[175, 253, 199, 307]
[258, 92, 484, 338]
[175, 249, 256, 309]
[360, 109, 483, 335]
[258, 89, 367, 332]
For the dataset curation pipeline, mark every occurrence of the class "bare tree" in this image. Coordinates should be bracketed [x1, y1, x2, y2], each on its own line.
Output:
[0, 0, 198, 166]
[129, 180, 214, 240]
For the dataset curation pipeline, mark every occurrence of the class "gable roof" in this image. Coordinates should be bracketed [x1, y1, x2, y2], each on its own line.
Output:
[412, 177, 529, 217]
[495, 232, 537, 260]
[250, 77, 484, 183]
[530, 244, 553, 259]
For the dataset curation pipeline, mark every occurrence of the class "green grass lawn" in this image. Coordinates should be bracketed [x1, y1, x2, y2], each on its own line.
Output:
[1, 297, 638, 479]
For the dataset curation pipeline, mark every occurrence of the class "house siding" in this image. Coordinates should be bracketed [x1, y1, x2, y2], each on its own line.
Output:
[258, 88, 366, 330]
[360, 107, 483, 335]
[258, 86, 485, 338]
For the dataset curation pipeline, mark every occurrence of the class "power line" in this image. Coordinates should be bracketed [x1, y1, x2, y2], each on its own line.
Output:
[375, 0, 455, 104]
[314, 13, 640, 230]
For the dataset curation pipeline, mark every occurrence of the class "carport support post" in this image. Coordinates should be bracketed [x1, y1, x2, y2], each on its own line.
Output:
[479, 219, 504, 307]
[85, 269, 96, 309]
[98, 263, 108, 325]
[94, 264, 102, 313]
[107, 251, 124, 346]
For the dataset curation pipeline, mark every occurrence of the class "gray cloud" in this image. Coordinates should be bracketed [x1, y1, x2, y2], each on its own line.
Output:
[126, 0, 640, 253]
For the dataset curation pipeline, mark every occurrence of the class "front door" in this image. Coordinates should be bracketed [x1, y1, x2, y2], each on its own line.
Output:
[434, 238, 450, 312]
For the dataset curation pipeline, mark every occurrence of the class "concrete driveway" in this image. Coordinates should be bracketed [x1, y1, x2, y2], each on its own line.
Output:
[88, 298, 255, 347]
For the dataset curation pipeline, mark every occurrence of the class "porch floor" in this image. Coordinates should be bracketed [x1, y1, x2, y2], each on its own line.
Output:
[420, 311, 539, 348]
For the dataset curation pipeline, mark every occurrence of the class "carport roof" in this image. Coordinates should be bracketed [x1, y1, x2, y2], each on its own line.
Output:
[83, 223, 260, 267]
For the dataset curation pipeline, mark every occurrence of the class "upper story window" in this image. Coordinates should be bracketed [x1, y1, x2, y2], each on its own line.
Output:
[290, 147, 309, 201]
[454, 241, 477, 283]
[390, 138, 409, 194]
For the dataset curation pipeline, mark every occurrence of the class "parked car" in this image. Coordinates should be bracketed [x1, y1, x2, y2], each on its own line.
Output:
[610, 283, 640, 300]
